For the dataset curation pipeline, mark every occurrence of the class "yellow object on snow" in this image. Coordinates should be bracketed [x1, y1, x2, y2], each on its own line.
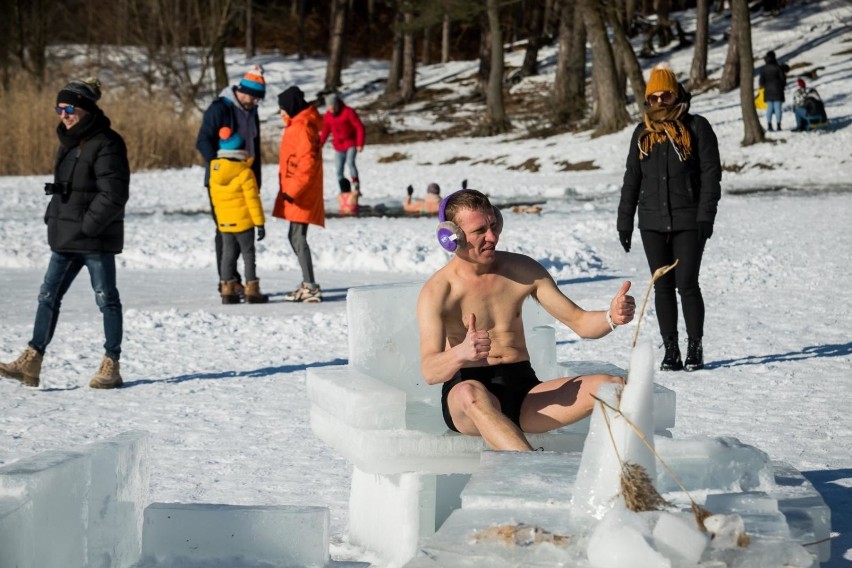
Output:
[754, 87, 766, 110]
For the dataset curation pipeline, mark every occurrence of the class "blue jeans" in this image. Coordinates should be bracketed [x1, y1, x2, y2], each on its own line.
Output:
[29, 252, 123, 360]
[765, 100, 782, 129]
[334, 147, 359, 182]
[794, 107, 808, 130]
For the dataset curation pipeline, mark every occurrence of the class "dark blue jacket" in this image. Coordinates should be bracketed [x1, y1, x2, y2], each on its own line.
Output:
[196, 94, 262, 188]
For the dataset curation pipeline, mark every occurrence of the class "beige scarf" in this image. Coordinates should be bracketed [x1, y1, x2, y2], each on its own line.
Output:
[638, 102, 693, 162]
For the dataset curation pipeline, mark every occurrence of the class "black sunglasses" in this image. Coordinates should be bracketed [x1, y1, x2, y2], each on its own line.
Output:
[647, 92, 675, 105]
[55, 105, 76, 116]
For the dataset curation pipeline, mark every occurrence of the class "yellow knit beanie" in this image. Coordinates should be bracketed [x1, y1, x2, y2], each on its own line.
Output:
[645, 63, 679, 99]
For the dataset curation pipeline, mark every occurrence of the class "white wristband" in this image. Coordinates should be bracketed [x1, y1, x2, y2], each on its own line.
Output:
[605, 309, 617, 331]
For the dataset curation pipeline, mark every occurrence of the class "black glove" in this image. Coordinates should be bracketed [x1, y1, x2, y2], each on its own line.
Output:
[698, 221, 714, 241]
[406, 185, 414, 196]
[282, 193, 294, 203]
[619, 230, 632, 253]
[257, 226, 265, 241]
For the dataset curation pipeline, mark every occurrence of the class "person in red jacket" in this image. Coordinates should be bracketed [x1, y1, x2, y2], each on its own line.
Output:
[320, 92, 366, 192]
[273, 86, 325, 303]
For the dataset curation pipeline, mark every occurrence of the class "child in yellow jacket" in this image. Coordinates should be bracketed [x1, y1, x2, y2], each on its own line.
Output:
[210, 127, 268, 304]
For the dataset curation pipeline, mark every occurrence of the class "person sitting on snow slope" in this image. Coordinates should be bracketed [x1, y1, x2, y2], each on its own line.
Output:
[416, 189, 635, 451]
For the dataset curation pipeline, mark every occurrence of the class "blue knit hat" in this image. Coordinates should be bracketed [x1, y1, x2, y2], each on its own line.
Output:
[236, 65, 266, 99]
[217, 127, 247, 160]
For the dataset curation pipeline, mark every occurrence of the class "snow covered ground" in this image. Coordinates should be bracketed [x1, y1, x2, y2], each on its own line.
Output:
[1, 1, 850, 565]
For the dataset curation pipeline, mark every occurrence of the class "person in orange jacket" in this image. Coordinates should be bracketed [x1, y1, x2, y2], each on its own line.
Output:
[273, 86, 325, 303]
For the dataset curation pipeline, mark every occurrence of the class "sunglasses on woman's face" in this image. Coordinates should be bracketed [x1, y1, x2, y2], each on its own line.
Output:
[647, 92, 675, 105]
[55, 105, 76, 116]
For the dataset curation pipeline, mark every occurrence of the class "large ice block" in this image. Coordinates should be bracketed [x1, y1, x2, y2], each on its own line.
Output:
[306, 366, 407, 430]
[461, 451, 582, 510]
[618, 341, 657, 479]
[654, 436, 776, 493]
[347, 282, 431, 401]
[770, 461, 832, 563]
[86, 430, 150, 568]
[140, 503, 329, 567]
[0, 449, 90, 567]
[0, 495, 34, 567]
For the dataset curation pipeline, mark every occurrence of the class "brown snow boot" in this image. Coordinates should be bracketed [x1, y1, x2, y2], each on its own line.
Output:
[220, 280, 240, 304]
[89, 355, 123, 389]
[0, 346, 42, 387]
[244, 279, 269, 304]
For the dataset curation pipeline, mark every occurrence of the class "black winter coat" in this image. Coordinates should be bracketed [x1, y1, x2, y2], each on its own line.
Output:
[617, 114, 721, 233]
[46, 110, 130, 254]
[196, 94, 262, 188]
[759, 62, 787, 102]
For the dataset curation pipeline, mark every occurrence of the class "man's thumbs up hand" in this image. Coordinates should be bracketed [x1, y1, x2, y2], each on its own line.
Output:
[462, 313, 491, 362]
[609, 281, 636, 326]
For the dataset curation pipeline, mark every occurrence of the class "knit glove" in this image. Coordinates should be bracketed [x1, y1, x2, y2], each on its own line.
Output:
[619, 230, 632, 253]
[257, 226, 266, 241]
[698, 221, 714, 241]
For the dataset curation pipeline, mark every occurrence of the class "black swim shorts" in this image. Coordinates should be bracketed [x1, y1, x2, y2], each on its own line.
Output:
[441, 360, 541, 432]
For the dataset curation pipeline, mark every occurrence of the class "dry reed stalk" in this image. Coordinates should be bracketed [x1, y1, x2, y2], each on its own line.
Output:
[631, 259, 679, 348]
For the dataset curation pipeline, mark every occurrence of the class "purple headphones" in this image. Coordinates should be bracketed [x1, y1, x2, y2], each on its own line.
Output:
[436, 189, 504, 252]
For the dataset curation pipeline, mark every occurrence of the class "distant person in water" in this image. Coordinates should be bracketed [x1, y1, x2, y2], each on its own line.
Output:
[404, 182, 442, 215]
[337, 177, 360, 216]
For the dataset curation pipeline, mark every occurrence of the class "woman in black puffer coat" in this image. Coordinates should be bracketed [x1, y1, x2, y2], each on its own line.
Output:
[617, 63, 722, 372]
[0, 78, 130, 390]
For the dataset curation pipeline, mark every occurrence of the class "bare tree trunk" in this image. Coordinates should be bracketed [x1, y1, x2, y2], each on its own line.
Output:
[325, 0, 348, 91]
[485, 0, 510, 133]
[401, 9, 417, 102]
[544, 0, 558, 37]
[441, 13, 450, 63]
[719, 0, 740, 92]
[553, 0, 586, 124]
[521, 0, 545, 77]
[213, 38, 228, 92]
[605, 0, 645, 113]
[477, 10, 490, 97]
[385, 10, 403, 99]
[581, 0, 630, 135]
[688, 0, 709, 88]
[245, 0, 255, 57]
[625, 0, 636, 33]
[296, 0, 307, 60]
[733, 0, 763, 145]
[421, 25, 430, 64]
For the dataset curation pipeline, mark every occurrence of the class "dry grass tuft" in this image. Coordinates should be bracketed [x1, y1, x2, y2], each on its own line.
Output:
[555, 159, 599, 171]
[508, 157, 540, 172]
[620, 462, 669, 512]
[1, 70, 200, 175]
[377, 151, 409, 163]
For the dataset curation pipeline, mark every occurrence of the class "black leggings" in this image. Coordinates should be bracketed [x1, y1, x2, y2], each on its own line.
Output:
[640, 229, 706, 339]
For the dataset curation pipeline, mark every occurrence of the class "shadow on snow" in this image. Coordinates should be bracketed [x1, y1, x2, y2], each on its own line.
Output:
[123, 357, 348, 387]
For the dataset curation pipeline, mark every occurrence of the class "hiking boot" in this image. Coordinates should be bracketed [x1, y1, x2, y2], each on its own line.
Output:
[660, 335, 684, 371]
[684, 338, 704, 372]
[0, 347, 42, 387]
[89, 355, 123, 389]
[283, 283, 322, 303]
[351, 177, 360, 193]
[220, 280, 240, 304]
[244, 279, 269, 304]
[767, 124, 774, 132]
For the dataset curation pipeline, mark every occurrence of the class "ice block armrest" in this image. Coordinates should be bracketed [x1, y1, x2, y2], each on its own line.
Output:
[306, 366, 407, 430]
